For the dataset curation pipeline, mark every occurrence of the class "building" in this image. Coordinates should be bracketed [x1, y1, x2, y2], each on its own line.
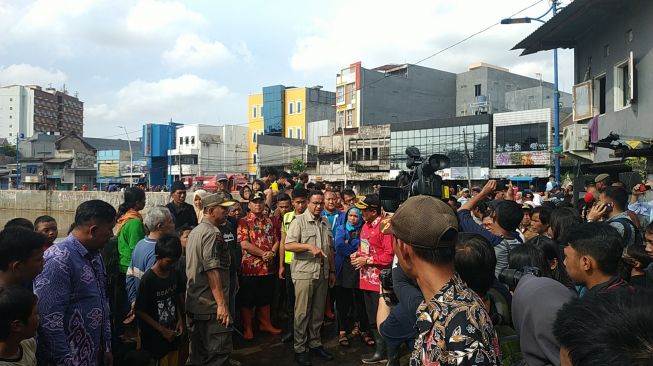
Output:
[455, 62, 570, 116]
[513, 0, 653, 170]
[248, 85, 335, 177]
[142, 122, 180, 188]
[0, 85, 83, 142]
[390, 114, 492, 182]
[168, 124, 248, 180]
[86, 137, 145, 189]
[491, 109, 553, 179]
[335, 62, 456, 129]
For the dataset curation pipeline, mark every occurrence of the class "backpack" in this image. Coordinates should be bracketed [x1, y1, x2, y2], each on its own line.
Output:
[611, 217, 643, 247]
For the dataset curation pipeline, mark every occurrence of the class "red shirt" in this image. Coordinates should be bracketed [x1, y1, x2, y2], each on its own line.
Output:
[237, 213, 278, 276]
[358, 216, 394, 292]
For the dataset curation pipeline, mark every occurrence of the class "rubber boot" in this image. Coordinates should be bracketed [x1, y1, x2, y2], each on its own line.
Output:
[385, 344, 400, 366]
[257, 305, 282, 335]
[241, 307, 254, 340]
[361, 330, 387, 364]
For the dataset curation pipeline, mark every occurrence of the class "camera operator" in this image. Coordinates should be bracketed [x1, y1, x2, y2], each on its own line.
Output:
[459, 180, 524, 277]
[385, 195, 500, 366]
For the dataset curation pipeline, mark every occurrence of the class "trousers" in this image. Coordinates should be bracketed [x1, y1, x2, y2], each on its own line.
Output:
[293, 276, 328, 353]
[186, 314, 232, 366]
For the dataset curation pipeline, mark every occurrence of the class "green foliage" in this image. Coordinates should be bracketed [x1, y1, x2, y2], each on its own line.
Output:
[0, 144, 16, 157]
[291, 159, 305, 175]
[624, 157, 647, 181]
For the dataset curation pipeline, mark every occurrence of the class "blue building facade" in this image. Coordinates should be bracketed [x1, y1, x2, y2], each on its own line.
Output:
[142, 122, 181, 188]
[262, 85, 285, 136]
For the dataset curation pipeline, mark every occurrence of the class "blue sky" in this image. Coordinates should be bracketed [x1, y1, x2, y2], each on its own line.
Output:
[0, 0, 574, 137]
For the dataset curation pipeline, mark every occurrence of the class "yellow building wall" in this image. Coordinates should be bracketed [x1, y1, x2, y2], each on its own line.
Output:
[248, 94, 263, 175]
[284, 88, 307, 139]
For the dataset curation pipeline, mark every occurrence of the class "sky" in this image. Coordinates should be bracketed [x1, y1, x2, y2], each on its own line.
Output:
[0, 0, 575, 138]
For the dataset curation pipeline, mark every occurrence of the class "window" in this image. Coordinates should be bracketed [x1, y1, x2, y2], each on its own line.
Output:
[346, 109, 353, 127]
[296, 101, 302, 114]
[185, 136, 189, 145]
[9, 98, 12, 101]
[191, 136, 195, 145]
[252, 153, 257, 164]
[614, 58, 632, 110]
[288, 127, 293, 138]
[252, 106, 257, 118]
[495, 123, 548, 153]
[9, 107, 12, 110]
[594, 74, 606, 115]
[474, 84, 482, 97]
[372, 147, 378, 160]
[626, 29, 633, 43]
[336, 86, 345, 104]
[337, 111, 345, 129]
[296, 127, 301, 139]
[604, 44, 610, 57]
[252, 131, 257, 143]
[288, 101, 294, 115]
[179, 137, 183, 145]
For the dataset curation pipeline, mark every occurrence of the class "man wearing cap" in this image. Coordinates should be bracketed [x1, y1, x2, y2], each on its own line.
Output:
[237, 191, 282, 340]
[186, 192, 239, 366]
[285, 190, 336, 366]
[216, 174, 233, 199]
[594, 173, 612, 193]
[457, 188, 470, 205]
[351, 194, 395, 364]
[387, 196, 500, 366]
[166, 181, 198, 229]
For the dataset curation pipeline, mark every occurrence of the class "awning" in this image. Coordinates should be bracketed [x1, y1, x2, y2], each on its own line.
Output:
[44, 158, 73, 163]
[591, 132, 653, 158]
[512, 0, 626, 55]
[509, 177, 534, 182]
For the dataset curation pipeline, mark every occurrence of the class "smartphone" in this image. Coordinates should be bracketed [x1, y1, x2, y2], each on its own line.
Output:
[604, 202, 613, 212]
[637, 184, 651, 192]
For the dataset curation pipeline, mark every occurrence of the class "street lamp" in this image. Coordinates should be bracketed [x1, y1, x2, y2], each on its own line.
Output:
[503, 0, 561, 184]
[118, 126, 134, 188]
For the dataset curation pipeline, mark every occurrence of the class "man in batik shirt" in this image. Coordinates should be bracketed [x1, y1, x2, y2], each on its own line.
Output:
[384, 196, 500, 366]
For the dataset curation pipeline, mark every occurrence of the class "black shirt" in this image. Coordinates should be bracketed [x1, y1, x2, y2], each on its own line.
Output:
[224, 218, 241, 275]
[166, 202, 198, 229]
[135, 269, 183, 358]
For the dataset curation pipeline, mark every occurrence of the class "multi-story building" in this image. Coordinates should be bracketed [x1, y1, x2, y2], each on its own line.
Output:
[335, 62, 456, 129]
[142, 122, 180, 188]
[0, 85, 83, 142]
[86, 137, 145, 189]
[248, 85, 335, 177]
[514, 0, 653, 171]
[168, 124, 248, 180]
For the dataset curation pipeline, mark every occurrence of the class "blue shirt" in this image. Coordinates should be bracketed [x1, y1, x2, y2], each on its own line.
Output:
[34, 234, 112, 366]
[321, 209, 345, 237]
[628, 200, 653, 224]
[126, 237, 158, 305]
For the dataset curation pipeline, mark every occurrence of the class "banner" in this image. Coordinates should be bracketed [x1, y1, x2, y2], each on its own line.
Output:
[495, 151, 549, 166]
[98, 161, 119, 177]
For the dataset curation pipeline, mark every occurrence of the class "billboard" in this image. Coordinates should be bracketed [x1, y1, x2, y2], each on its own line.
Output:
[98, 161, 119, 177]
[495, 151, 549, 166]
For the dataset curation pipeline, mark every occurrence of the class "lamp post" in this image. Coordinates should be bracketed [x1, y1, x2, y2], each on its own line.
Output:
[502, 0, 561, 183]
[118, 126, 134, 188]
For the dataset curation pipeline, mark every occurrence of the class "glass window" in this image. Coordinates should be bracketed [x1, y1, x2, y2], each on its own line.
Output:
[297, 101, 302, 114]
[296, 127, 301, 139]
[191, 136, 195, 145]
[288, 128, 293, 138]
[253, 153, 257, 164]
[288, 101, 294, 114]
[252, 106, 257, 118]
[179, 137, 183, 145]
[252, 132, 257, 143]
[496, 123, 548, 152]
[185, 137, 189, 145]
[336, 86, 345, 104]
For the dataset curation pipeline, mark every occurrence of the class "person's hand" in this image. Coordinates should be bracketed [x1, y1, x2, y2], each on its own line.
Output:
[351, 256, 367, 270]
[505, 182, 514, 200]
[309, 245, 326, 258]
[175, 320, 184, 337]
[103, 352, 113, 366]
[633, 184, 645, 196]
[481, 180, 497, 197]
[278, 265, 285, 279]
[160, 327, 176, 342]
[328, 272, 336, 288]
[350, 252, 360, 259]
[588, 202, 607, 222]
[217, 302, 230, 327]
[262, 251, 274, 262]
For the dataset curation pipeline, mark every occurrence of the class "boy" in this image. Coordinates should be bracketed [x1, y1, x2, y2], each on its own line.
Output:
[135, 235, 184, 365]
[0, 286, 39, 366]
[34, 216, 58, 250]
[0, 228, 45, 288]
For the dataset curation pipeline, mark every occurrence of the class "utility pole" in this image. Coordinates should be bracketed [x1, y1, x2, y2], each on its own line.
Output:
[342, 127, 347, 187]
[118, 126, 134, 188]
[463, 128, 472, 189]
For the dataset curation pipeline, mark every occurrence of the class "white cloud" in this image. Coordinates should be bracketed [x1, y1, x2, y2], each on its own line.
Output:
[126, 0, 206, 35]
[0, 64, 67, 87]
[85, 74, 239, 135]
[162, 33, 233, 68]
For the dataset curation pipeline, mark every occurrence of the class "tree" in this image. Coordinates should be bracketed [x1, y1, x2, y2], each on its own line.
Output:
[291, 159, 305, 175]
[0, 144, 16, 157]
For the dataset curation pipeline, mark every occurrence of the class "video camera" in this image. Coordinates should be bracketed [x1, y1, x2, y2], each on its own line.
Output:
[379, 146, 450, 212]
[498, 266, 541, 290]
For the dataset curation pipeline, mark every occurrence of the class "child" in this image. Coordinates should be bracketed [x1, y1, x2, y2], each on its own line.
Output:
[134, 235, 185, 365]
[0, 286, 39, 366]
[0, 228, 45, 288]
[34, 216, 58, 250]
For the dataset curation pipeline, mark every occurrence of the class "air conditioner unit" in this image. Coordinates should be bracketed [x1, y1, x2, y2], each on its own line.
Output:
[563, 124, 589, 152]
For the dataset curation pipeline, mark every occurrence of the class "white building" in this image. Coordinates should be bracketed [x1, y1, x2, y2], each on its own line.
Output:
[168, 124, 248, 179]
[0, 85, 84, 143]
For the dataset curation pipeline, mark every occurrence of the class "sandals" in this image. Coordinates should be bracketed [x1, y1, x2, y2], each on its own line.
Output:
[338, 332, 350, 347]
[350, 322, 361, 336]
[361, 331, 375, 346]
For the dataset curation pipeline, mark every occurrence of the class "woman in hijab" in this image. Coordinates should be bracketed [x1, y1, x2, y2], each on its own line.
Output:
[192, 189, 208, 223]
[333, 207, 373, 346]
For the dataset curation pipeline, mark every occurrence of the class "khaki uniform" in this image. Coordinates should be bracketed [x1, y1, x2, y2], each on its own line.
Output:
[285, 211, 333, 353]
[185, 219, 232, 366]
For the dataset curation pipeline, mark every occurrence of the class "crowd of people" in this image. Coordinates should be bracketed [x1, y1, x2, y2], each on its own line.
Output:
[1, 167, 653, 366]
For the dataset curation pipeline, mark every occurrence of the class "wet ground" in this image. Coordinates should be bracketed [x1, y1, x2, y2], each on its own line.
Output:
[232, 319, 409, 366]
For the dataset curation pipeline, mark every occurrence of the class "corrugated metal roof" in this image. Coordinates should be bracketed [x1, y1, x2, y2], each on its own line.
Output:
[84, 137, 142, 153]
[512, 0, 626, 55]
[44, 158, 73, 163]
